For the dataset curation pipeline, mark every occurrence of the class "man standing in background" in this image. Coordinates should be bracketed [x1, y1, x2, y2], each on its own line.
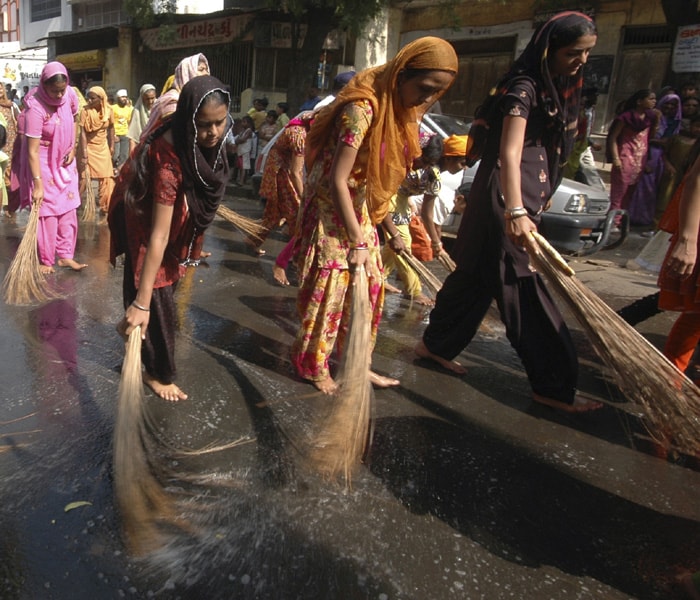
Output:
[111, 89, 133, 173]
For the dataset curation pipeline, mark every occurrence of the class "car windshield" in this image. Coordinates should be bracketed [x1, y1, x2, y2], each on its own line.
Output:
[421, 113, 472, 138]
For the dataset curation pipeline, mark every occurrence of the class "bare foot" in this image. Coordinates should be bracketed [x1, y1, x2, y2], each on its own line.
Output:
[369, 371, 400, 388]
[39, 264, 55, 274]
[414, 339, 467, 374]
[384, 282, 402, 294]
[311, 376, 338, 395]
[200, 250, 212, 259]
[143, 373, 188, 402]
[532, 393, 603, 413]
[414, 293, 434, 306]
[57, 258, 88, 271]
[273, 265, 290, 286]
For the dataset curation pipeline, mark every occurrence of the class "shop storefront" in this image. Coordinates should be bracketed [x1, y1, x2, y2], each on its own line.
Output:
[54, 49, 106, 95]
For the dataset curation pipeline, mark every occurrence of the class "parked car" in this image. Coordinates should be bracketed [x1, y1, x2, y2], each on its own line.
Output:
[420, 113, 628, 256]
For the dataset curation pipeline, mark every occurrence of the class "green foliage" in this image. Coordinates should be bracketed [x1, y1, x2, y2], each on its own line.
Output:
[269, 0, 387, 36]
[124, 0, 156, 28]
[124, 0, 178, 28]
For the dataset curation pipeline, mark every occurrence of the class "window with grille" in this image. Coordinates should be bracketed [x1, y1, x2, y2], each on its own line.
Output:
[31, 0, 60, 22]
[84, 0, 123, 29]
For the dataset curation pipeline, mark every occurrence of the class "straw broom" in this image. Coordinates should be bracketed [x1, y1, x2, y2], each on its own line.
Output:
[526, 231, 700, 456]
[402, 251, 443, 296]
[216, 204, 266, 243]
[80, 167, 96, 222]
[307, 266, 373, 485]
[2, 202, 58, 305]
[437, 252, 457, 273]
[113, 326, 184, 555]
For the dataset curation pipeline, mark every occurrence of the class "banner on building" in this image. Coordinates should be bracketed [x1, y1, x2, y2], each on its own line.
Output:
[140, 14, 254, 51]
[0, 57, 44, 88]
[673, 24, 700, 73]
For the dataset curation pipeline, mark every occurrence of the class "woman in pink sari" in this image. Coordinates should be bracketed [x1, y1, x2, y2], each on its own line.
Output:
[607, 89, 658, 226]
[25, 61, 86, 273]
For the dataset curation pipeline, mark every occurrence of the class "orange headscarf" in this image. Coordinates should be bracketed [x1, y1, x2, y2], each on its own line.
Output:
[443, 134, 469, 156]
[81, 86, 112, 133]
[305, 36, 458, 224]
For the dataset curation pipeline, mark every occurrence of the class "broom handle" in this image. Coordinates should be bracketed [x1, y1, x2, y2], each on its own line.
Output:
[528, 231, 576, 277]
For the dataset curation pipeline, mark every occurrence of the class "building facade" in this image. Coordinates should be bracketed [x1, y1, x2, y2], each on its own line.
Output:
[394, 0, 685, 132]
[15, 0, 699, 130]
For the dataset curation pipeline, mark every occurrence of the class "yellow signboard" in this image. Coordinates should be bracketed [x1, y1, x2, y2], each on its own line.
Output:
[55, 49, 105, 72]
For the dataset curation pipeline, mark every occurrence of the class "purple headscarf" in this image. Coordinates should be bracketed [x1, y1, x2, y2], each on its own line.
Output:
[657, 93, 682, 138]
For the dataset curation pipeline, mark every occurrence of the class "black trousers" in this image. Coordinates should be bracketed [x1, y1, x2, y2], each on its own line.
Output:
[422, 259, 578, 404]
[123, 255, 178, 384]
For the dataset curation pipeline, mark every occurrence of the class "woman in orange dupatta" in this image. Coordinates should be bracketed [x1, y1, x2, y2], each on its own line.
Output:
[290, 37, 458, 393]
[78, 86, 114, 215]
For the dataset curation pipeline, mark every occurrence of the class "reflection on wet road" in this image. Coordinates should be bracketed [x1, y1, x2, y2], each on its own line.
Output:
[1, 197, 699, 599]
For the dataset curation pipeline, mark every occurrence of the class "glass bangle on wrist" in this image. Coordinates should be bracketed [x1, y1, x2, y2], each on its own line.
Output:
[131, 301, 150, 312]
[350, 242, 368, 250]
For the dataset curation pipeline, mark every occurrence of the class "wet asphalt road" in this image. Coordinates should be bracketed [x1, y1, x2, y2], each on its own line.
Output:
[1, 190, 700, 600]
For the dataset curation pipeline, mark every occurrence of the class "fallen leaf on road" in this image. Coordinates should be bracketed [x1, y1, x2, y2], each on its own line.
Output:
[64, 501, 92, 513]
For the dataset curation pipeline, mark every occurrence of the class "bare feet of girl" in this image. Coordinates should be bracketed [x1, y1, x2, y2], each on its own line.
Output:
[273, 265, 290, 286]
[143, 373, 188, 402]
[532, 393, 603, 413]
[414, 293, 434, 306]
[312, 376, 338, 395]
[57, 258, 88, 271]
[414, 339, 467, 374]
[39, 264, 55, 274]
[369, 371, 400, 388]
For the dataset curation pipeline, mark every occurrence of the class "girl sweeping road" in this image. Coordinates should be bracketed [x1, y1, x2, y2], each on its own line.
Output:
[291, 36, 458, 394]
[415, 11, 602, 413]
[109, 76, 231, 402]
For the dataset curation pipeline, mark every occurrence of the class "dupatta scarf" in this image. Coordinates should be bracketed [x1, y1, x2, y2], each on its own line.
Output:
[149, 53, 210, 127]
[82, 86, 112, 133]
[171, 75, 231, 231]
[305, 36, 458, 224]
[467, 11, 595, 190]
[25, 61, 79, 190]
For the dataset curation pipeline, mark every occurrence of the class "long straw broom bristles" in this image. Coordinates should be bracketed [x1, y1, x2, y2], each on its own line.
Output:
[113, 326, 183, 555]
[438, 252, 457, 273]
[527, 231, 700, 456]
[308, 266, 373, 485]
[81, 169, 96, 222]
[2, 203, 58, 305]
[402, 251, 444, 296]
[216, 204, 266, 242]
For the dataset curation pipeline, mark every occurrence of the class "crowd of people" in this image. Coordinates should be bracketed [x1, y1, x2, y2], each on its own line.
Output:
[3, 15, 700, 597]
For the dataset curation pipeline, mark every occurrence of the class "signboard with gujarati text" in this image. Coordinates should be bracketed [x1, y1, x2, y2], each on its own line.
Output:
[140, 14, 253, 51]
[673, 24, 700, 73]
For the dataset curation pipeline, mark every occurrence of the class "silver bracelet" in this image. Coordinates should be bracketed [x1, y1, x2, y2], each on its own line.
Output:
[504, 206, 528, 220]
[131, 301, 150, 312]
